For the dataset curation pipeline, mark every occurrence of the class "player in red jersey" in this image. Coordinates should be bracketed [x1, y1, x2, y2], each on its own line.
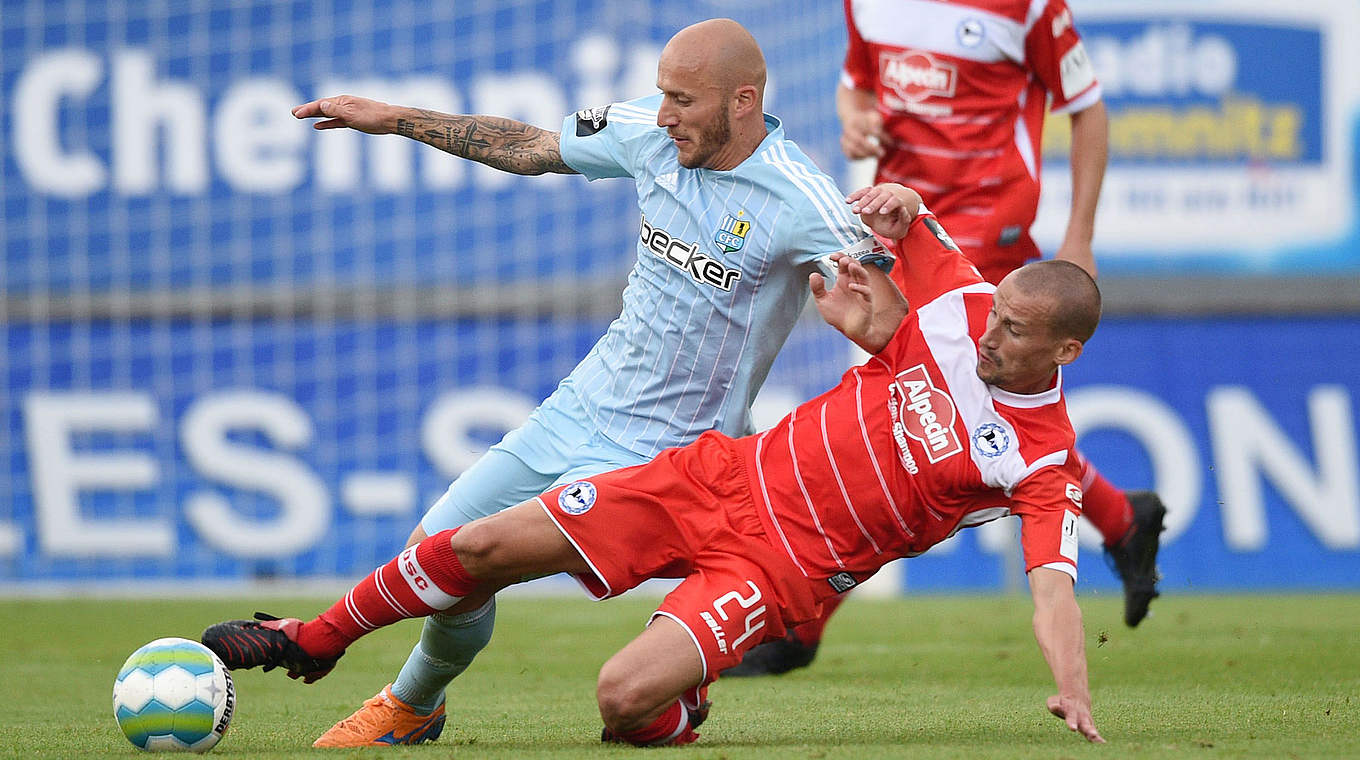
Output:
[202, 184, 1105, 745]
[726, 0, 1167, 678]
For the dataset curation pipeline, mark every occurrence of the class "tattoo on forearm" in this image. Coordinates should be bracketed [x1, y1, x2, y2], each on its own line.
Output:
[396, 109, 574, 176]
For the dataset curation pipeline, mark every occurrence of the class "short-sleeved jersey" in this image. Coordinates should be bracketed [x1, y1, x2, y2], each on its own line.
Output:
[558, 94, 884, 457]
[841, 0, 1101, 262]
[738, 209, 1084, 583]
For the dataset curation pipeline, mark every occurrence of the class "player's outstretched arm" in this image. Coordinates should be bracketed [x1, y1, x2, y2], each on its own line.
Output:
[1055, 100, 1107, 279]
[810, 253, 907, 355]
[1028, 567, 1105, 743]
[847, 183, 922, 241]
[292, 95, 577, 176]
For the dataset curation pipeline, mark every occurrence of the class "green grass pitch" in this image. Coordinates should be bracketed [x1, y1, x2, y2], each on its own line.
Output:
[3, 592, 1358, 759]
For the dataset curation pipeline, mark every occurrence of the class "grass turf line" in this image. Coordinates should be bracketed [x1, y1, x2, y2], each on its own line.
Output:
[3, 593, 1357, 759]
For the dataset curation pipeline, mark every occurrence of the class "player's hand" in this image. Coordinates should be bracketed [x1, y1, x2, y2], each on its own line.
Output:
[847, 184, 922, 240]
[840, 109, 885, 160]
[1046, 693, 1105, 743]
[292, 95, 397, 135]
[811, 253, 872, 333]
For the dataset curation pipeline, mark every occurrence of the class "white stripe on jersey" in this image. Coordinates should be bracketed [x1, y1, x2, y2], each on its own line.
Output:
[851, 0, 1024, 63]
[1024, 0, 1047, 33]
[606, 115, 657, 127]
[786, 408, 847, 568]
[819, 401, 884, 554]
[895, 142, 1004, 160]
[753, 430, 811, 577]
[1006, 450, 1070, 498]
[656, 180, 770, 439]
[1014, 88, 1038, 179]
[854, 364, 915, 537]
[608, 102, 657, 120]
[762, 142, 859, 249]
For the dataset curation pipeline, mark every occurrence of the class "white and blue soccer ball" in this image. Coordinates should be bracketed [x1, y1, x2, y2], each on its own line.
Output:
[112, 637, 235, 753]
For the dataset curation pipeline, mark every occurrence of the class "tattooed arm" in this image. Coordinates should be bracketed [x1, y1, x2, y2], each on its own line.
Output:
[292, 94, 577, 176]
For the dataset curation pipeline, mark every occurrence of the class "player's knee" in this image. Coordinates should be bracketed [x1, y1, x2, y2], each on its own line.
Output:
[595, 665, 653, 731]
[448, 521, 511, 577]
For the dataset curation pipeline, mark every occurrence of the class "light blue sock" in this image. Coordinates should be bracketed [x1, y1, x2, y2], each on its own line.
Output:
[389, 597, 496, 714]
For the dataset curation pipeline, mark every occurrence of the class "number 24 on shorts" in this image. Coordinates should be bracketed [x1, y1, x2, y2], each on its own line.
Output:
[698, 581, 767, 656]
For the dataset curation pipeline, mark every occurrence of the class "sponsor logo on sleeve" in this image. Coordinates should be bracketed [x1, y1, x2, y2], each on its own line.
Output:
[1060, 509, 1079, 562]
[890, 364, 963, 464]
[574, 105, 611, 137]
[558, 480, 597, 515]
[922, 216, 962, 252]
[1058, 41, 1096, 101]
[1065, 482, 1083, 509]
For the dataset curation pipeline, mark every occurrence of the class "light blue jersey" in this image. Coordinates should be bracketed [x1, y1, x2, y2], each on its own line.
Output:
[558, 93, 884, 457]
[422, 93, 888, 533]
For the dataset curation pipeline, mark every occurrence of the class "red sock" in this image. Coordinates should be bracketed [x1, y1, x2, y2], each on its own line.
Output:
[1075, 452, 1134, 546]
[791, 592, 847, 645]
[297, 529, 480, 657]
[604, 700, 697, 747]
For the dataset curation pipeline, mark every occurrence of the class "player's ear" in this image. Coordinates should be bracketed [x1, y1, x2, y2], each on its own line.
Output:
[731, 85, 759, 117]
[1053, 337, 1083, 367]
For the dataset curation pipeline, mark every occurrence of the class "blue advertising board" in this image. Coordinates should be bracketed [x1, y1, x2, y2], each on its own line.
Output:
[1036, 0, 1360, 273]
[6, 315, 1359, 591]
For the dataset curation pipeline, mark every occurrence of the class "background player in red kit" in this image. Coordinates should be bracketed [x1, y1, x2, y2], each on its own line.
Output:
[203, 183, 1106, 746]
[725, 0, 1169, 677]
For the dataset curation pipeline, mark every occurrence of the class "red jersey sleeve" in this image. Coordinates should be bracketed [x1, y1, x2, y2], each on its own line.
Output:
[1009, 463, 1084, 580]
[1024, 0, 1101, 114]
[882, 210, 987, 309]
[841, 0, 874, 91]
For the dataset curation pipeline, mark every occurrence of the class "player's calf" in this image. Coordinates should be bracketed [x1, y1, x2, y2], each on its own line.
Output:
[202, 528, 485, 680]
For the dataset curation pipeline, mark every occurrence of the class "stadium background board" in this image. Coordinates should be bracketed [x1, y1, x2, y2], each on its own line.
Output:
[3, 0, 1358, 591]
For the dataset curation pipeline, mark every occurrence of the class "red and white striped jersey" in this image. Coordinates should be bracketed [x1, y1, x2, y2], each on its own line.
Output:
[738, 210, 1084, 584]
[841, 0, 1101, 265]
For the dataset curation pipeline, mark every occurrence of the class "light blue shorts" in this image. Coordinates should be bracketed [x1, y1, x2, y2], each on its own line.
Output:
[420, 384, 650, 533]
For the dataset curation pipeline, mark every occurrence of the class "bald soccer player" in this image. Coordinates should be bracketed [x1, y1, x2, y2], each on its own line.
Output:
[280, 19, 888, 747]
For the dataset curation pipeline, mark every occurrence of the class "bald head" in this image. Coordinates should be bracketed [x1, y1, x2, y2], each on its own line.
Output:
[1010, 260, 1102, 343]
[662, 19, 766, 100]
[654, 19, 770, 170]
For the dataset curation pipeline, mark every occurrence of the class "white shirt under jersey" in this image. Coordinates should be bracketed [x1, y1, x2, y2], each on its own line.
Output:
[557, 93, 884, 458]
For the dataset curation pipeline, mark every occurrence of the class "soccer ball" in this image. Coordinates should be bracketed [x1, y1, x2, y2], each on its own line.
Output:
[112, 637, 235, 752]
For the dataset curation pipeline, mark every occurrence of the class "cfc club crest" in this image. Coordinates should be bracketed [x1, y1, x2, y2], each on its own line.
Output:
[558, 481, 597, 515]
[715, 212, 752, 253]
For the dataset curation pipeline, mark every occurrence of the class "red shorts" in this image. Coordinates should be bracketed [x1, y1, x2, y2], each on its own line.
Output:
[537, 431, 819, 681]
